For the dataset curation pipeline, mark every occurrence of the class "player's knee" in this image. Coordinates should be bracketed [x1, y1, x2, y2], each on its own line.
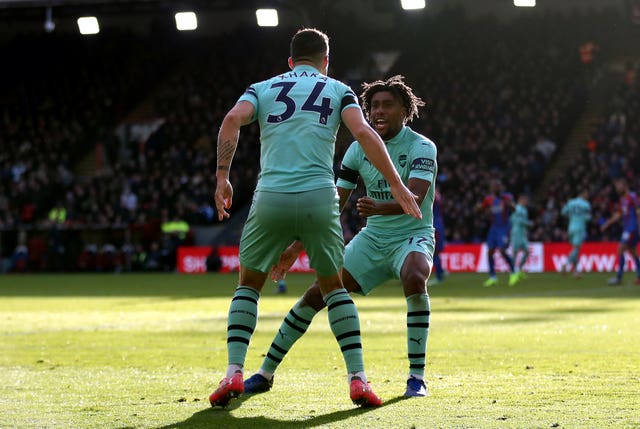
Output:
[303, 283, 326, 311]
[239, 265, 269, 288]
[402, 269, 428, 295]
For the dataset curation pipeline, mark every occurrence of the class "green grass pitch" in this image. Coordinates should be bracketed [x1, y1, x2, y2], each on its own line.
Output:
[1, 272, 639, 428]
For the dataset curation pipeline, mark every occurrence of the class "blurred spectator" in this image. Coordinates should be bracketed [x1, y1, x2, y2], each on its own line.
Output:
[206, 246, 222, 273]
[534, 136, 557, 161]
[145, 241, 163, 271]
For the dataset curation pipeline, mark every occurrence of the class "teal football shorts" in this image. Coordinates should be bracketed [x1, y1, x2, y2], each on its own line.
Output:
[344, 227, 434, 295]
[239, 187, 344, 277]
[511, 237, 529, 251]
[568, 230, 586, 247]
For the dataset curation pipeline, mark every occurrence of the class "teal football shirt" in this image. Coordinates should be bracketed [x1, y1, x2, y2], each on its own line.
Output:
[336, 126, 437, 236]
[561, 197, 591, 234]
[510, 204, 529, 242]
[237, 65, 359, 192]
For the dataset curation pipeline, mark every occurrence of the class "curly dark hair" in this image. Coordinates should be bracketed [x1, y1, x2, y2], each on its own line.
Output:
[360, 75, 425, 123]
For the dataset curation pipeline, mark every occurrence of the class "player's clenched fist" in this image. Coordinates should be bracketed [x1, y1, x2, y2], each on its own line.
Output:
[356, 196, 379, 218]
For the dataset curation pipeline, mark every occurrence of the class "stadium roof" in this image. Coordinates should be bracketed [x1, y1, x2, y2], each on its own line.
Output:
[0, 0, 630, 37]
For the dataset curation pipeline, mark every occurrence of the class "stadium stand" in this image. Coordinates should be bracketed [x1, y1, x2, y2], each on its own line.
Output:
[537, 68, 640, 244]
[0, 4, 639, 272]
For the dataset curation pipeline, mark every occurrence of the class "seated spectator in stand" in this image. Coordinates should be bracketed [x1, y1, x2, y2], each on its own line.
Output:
[206, 246, 222, 273]
[11, 233, 29, 273]
[145, 241, 162, 271]
[160, 210, 190, 271]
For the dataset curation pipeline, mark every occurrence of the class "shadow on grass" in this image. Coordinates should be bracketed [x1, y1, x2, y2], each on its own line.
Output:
[119, 396, 406, 429]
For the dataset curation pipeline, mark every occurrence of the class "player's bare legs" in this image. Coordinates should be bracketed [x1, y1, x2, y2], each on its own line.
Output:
[610, 243, 629, 285]
[630, 247, 640, 285]
[563, 244, 581, 276]
[239, 267, 269, 290]
[484, 248, 499, 287]
[500, 248, 519, 286]
[315, 272, 343, 294]
[611, 242, 640, 285]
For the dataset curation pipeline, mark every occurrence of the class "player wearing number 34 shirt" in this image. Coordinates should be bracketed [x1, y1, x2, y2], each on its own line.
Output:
[239, 64, 355, 192]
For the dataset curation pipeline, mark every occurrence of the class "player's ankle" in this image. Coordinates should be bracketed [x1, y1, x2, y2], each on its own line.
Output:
[349, 371, 368, 384]
[257, 369, 274, 381]
[226, 364, 243, 378]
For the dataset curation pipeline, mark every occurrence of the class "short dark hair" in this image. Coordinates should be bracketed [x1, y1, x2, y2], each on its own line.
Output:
[360, 75, 425, 122]
[290, 28, 329, 63]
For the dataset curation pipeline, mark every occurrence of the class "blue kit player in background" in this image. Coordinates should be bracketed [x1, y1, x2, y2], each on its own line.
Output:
[431, 187, 446, 284]
[478, 180, 517, 287]
[242, 75, 436, 399]
[560, 190, 591, 278]
[600, 178, 640, 286]
[211, 28, 421, 409]
[510, 194, 530, 281]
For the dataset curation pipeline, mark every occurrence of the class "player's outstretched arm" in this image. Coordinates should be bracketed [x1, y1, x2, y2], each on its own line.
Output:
[215, 101, 255, 221]
[341, 108, 421, 219]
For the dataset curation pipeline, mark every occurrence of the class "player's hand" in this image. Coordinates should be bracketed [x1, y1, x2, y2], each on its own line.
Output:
[356, 196, 380, 218]
[215, 179, 233, 221]
[270, 242, 303, 282]
[390, 183, 422, 219]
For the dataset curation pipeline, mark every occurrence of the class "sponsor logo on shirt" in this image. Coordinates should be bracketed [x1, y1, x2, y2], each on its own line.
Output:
[411, 158, 435, 172]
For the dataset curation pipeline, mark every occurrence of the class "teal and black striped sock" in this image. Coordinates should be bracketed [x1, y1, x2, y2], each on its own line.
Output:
[324, 288, 363, 374]
[227, 286, 260, 366]
[261, 297, 318, 374]
[407, 293, 430, 378]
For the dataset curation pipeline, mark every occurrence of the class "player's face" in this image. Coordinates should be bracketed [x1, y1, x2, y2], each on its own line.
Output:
[369, 90, 406, 140]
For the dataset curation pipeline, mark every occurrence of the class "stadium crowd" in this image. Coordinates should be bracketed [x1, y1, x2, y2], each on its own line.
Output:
[1, 7, 639, 272]
[536, 72, 640, 245]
